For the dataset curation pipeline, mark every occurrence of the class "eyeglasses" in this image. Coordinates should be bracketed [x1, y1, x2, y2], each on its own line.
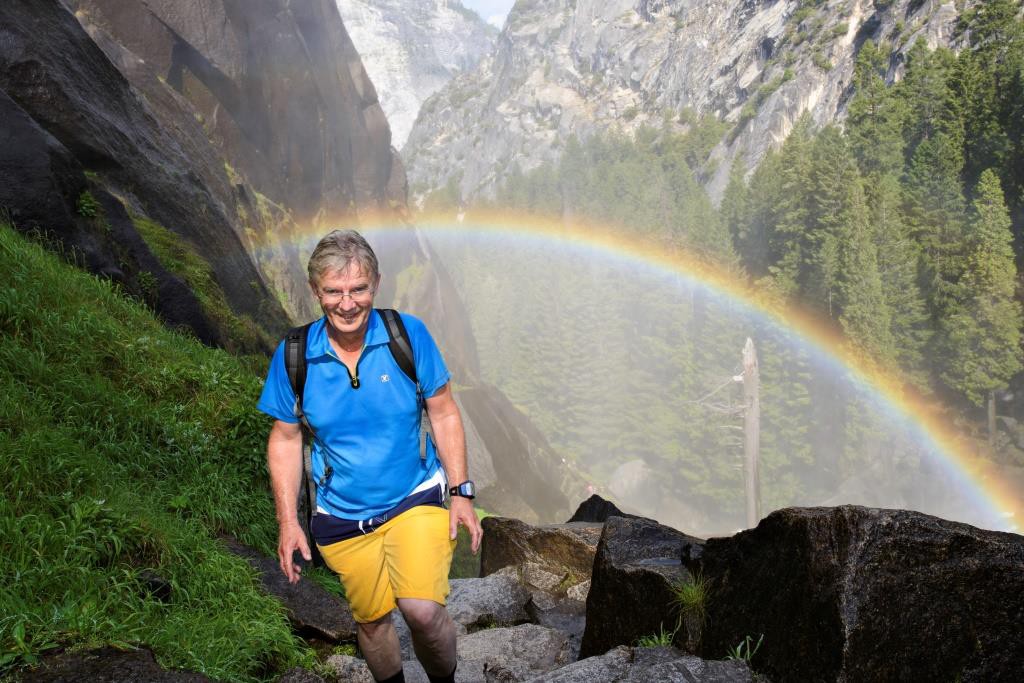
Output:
[317, 284, 375, 304]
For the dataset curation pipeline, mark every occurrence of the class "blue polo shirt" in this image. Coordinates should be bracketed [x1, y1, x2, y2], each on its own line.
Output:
[257, 310, 451, 519]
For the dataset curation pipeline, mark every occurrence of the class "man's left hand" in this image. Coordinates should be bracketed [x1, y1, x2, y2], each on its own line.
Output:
[449, 495, 483, 554]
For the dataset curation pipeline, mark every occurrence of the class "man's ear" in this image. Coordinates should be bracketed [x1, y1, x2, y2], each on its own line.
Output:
[309, 279, 319, 296]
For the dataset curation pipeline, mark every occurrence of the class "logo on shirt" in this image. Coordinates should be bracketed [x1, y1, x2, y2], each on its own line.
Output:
[380, 374, 390, 383]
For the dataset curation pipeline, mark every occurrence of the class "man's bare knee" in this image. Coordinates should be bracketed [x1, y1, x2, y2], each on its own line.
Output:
[398, 599, 446, 635]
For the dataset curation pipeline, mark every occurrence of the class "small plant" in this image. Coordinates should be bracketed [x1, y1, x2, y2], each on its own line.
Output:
[623, 106, 639, 122]
[76, 190, 101, 219]
[635, 622, 677, 648]
[671, 572, 710, 625]
[726, 633, 764, 662]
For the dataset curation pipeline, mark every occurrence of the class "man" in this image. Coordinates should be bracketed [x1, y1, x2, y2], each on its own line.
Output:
[257, 230, 482, 683]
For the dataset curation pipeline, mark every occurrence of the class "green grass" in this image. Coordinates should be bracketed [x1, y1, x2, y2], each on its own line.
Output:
[671, 572, 710, 625]
[130, 214, 273, 354]
[0, 224, 313, 681]
[635, 622, 677, 648]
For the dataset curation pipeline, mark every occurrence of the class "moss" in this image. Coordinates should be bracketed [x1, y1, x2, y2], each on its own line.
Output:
[131, 214, 272, 353]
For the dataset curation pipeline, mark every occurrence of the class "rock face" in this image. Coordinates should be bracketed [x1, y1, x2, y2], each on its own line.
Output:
[66, 0, 409, 325]
[336, 0, 497, 147]
[404, 0, 983, 202]
[0, 0, 290, 347]
[579, 515, 705, 659]
[69, 0, 403, 226]
[694, 506, 1024, 682]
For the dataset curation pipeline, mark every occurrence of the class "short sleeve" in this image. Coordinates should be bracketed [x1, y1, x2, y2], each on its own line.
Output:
[256, 340, 300, 423]
[402, 313, 451, 398]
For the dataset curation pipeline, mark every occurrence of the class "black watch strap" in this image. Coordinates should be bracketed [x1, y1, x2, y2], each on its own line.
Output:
[449, 480, 476, 499]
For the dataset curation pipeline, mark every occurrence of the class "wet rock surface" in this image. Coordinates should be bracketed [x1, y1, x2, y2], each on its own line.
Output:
[20, 646, 209, 682]
[0, 0, 289, 347]
[695, 506, 1024, 682]
[579, 515, 704, 659]
[221, 537, 357, 643]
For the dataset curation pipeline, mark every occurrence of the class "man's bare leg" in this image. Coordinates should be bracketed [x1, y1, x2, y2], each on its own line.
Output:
[357, 612, 403, 681]
[396, 598, 456, 679]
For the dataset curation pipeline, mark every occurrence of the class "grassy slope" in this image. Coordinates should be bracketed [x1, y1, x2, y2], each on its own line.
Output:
[0, 224, 489, 680]
[0, 224, 311, 681]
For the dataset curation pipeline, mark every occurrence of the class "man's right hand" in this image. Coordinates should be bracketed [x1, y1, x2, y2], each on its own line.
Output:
[277, 522, 312, 584]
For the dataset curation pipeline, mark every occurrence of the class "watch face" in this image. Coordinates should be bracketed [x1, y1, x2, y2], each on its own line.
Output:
[452, 481, 476, 498]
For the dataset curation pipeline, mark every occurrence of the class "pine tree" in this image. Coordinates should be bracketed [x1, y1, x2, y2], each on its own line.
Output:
[848, 40, 906, 179]
[940, 169, 1023, 406]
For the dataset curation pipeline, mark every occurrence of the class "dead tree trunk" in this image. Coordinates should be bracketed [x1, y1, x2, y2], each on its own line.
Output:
[743, 338, 761, 528]
[988, 391, 997, 450]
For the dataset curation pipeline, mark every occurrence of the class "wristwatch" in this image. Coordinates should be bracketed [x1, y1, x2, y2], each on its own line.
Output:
[449, 480, 476, 500]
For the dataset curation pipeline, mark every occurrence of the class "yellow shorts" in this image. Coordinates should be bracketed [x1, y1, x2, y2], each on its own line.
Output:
[317, 504, 456, 623]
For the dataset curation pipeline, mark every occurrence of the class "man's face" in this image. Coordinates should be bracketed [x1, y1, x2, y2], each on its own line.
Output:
[312, 263, 378, 339]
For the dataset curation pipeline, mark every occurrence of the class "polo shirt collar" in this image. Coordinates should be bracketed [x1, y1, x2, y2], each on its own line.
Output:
[306, 309, 389, 359]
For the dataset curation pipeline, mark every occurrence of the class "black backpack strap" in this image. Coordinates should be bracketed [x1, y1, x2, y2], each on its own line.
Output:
[378, 308, 418, 386]
[282, 321, 324, 568]
[378, 308, 434, 461]
[285, 323, 312, 422]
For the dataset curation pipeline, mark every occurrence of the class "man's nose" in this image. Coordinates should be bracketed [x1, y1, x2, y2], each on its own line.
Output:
[339, 295, 358, 310]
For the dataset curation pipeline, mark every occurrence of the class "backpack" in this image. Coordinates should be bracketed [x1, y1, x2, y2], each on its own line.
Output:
[283, 308, 424, 567]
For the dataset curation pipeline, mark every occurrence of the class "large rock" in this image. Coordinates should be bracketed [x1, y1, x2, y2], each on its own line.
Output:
[579, 516, 704, 659]
[519, 645, 754, 683]
[566, 494, 635, 523]
[221, 537, 357, 643]
[448, 574, 532, 631]
[695, 506, 1024, 682]
[459, 624, 571, 682]
[481, 517, 601, 582]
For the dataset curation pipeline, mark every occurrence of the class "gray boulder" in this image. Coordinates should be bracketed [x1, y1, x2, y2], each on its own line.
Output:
[695, 506, 1024, 682]
[579, 516, 704, 658]
[460, 624, 571, 682]
[448, 573, 532, 631]
[327, 623, 570, 683]
[521, 645, 754, 683]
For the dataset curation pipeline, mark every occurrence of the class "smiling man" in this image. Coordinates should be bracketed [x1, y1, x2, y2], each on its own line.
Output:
[257, 229, 482, 683]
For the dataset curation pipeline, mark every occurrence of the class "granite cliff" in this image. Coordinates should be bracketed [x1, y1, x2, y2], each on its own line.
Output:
[337, 0, 497, 147]
[404, 0, 984, 203]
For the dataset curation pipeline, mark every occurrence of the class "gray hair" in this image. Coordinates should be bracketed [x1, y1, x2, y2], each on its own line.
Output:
[307, 229, 379, 285]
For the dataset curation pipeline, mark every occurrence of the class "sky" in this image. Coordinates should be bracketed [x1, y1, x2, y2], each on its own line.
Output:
[461, 0, 515, 29]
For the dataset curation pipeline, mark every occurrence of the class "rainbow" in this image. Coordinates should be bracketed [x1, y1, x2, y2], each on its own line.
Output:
[283, 210, 1022, 532]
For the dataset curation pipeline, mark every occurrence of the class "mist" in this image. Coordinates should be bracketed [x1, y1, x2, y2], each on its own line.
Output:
[367, 225, 1018, 536]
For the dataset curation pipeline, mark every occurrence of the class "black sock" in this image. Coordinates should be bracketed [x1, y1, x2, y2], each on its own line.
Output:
[376, 670, 405, 683]
[426, 665, 456, 683]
